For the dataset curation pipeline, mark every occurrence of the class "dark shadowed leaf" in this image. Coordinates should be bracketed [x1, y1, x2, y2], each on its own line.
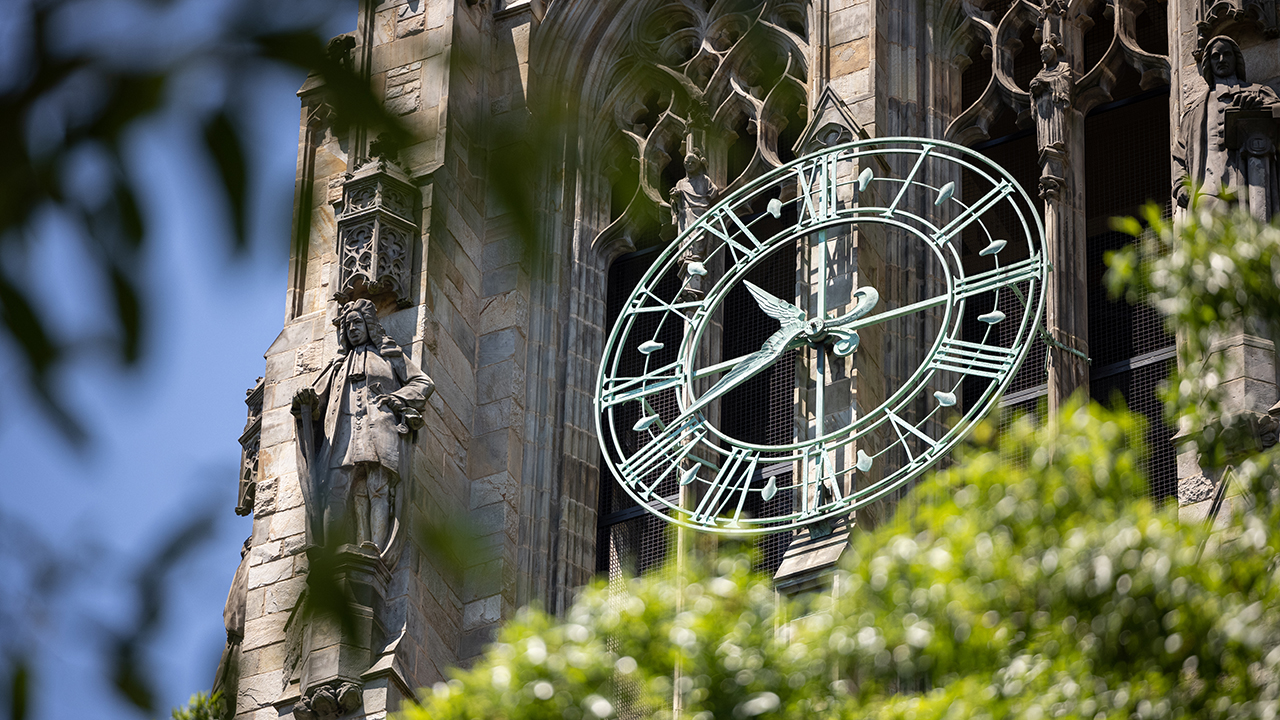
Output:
[300, 535, 360, 641]
[0, 277, 57, 378]
[113, 181, 144, 248]
[254, 31, 412, 148]
[414, 514, 484, 580]
[0, 275, 82, 440]
[108, 264, 143, 364]
[109, 510, 218, 712]
[203, 111, 249, 249]
[83, 74, 166, 147]
[6, 661, 28, 720]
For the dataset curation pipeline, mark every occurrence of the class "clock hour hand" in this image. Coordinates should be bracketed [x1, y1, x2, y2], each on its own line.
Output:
[825, 287, 881, 328]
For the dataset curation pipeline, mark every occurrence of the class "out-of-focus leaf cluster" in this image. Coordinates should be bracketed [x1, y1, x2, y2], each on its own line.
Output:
[171, 690, 222, 720]
[403, 401, 1280, 720]
[1106, 200, 1280, 466]
[1, 0, 405, 440]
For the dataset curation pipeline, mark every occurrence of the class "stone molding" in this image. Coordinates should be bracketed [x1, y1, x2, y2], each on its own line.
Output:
[1195, 0, 1280, 58]
[945, 0, 1169, 145]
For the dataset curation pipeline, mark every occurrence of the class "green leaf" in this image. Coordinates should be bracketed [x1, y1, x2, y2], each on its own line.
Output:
[1108, 215, 1143, 237]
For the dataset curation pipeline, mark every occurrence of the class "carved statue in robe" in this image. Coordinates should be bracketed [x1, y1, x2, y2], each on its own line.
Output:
[1029, 36, 1072, 157]
[670, 150, 718, 300]
[1173, 35, 1280, 219]
[292, 299, 434, 552]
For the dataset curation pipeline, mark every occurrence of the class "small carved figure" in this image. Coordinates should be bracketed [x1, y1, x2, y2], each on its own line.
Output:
[294, 681, 362, 720]
[293, 299, 434, 552]
[671, 151, 719, 300]
[1029, 36, 1072, 155]
[670, 150, 718, 234]
[1173, 35, 1280, 218]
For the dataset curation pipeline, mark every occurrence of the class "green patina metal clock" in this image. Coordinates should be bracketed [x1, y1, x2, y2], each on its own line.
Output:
[595, 138, 1047, 535]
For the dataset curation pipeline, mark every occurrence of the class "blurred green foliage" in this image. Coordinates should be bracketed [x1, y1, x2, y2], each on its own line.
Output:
[403, 401, 1280, 720]
[171, 691, 221, 720]
[1, 1, 411, 717]
[1107, 200, 1280, 466]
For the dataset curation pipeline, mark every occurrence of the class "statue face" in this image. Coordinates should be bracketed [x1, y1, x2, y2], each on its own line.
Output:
[1208, 42, 1236, 79]
[346, 313, 369, 346]
[1040, 43, 1056, 64]
[684, 154, 704, 176]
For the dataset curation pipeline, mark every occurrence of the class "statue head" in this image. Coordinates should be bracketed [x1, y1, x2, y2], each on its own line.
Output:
[683, 150, 707, 177]
[337, 298, 385, 351]
[1040, 35, 1063, 66]
[1201, 35, 1246, 86]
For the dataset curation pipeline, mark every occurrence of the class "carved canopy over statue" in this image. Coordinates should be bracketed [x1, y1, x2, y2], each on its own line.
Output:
[1174, 35, 1280, 219]
[292, 299, 434, 553]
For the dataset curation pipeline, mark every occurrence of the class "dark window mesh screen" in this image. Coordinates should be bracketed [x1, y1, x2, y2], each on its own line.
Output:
[1087, 232, 1175, 368]
[598, 249, 679, 577]
[1083, 92, 1174, 234]
[1090, 360, 1179, 501]
[598, 243, 798, 579]
[962, 132, 1048, 409]
[997, 397, 1046, 470]
[718, 243, 797, 574]
[1084, 89, 1176, 502]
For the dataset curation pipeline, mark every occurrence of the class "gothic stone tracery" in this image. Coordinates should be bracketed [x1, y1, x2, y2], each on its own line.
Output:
[332, 152, 418, 309]
[596, 0, 810, 248]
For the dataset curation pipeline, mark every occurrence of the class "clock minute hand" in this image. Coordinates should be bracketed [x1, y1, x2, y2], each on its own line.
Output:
[690, 281, 806, 412]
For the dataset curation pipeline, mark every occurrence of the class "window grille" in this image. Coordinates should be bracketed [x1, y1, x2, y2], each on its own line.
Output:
[1084, 90, 1177, 502]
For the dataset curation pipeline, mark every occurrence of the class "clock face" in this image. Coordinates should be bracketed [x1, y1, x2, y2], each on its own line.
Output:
[596, 138, 1046, 534]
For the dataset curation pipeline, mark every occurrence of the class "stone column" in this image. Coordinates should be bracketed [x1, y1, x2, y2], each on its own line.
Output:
[1033, 8, 1091, 415]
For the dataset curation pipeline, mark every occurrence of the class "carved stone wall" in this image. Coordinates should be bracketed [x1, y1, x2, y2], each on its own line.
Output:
[1171, 0, 1280, 520]
[1196, 0, 1279, 57]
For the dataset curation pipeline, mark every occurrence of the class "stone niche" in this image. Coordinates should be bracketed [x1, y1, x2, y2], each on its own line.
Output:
[332, 156, 418, 309]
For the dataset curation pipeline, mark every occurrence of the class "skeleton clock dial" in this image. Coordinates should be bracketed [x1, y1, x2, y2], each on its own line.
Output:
[596, 138, 1047, 534]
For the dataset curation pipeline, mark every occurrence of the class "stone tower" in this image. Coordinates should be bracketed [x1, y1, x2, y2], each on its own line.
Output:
[217, 0, 1280, 717]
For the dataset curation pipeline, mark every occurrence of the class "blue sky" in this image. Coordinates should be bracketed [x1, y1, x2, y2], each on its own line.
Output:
[0, 7, 340, 716]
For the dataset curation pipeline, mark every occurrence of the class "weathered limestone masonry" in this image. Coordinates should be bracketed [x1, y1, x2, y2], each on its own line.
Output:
[232, 1, 546, 718]
[1169, 0, 1280, 524]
